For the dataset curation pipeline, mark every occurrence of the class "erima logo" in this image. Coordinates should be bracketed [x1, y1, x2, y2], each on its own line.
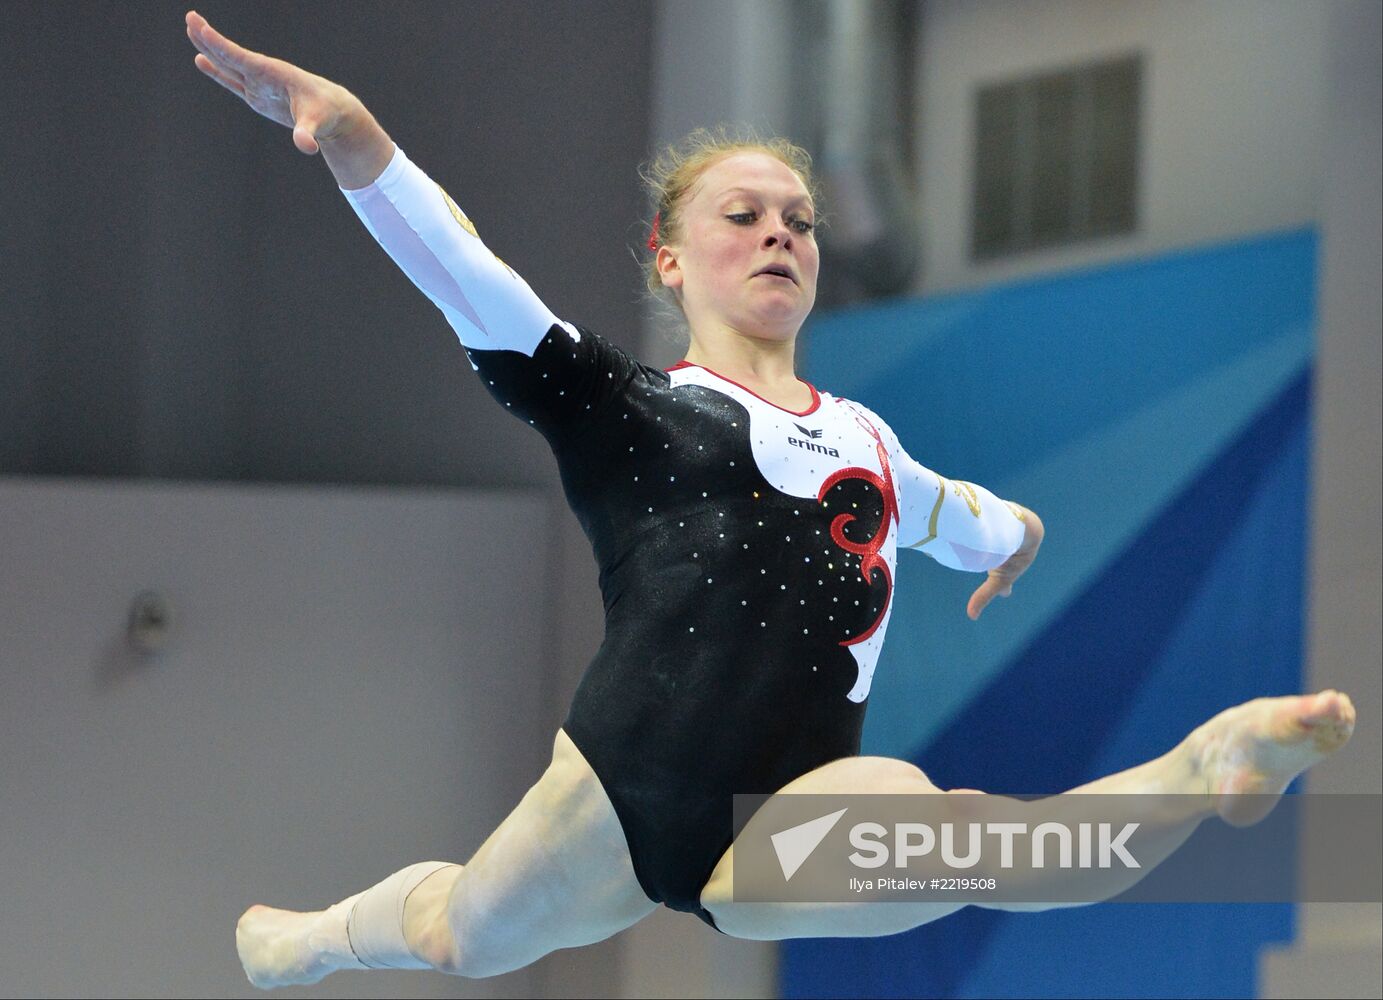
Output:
[788, 423, 839, 457]
[771, 808, 848, 881]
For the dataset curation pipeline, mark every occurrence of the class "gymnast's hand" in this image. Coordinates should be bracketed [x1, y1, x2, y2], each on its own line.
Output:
[966, 506, 1043, 621]
[184, 10, 367, 157]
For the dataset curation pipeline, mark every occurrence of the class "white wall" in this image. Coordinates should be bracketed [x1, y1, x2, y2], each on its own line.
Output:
[0, 478, 554, 997]
[914, 0, 1329, 294]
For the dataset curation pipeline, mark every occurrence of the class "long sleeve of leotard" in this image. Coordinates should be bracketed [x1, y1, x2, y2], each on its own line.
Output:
[896, 453, 1028, 571]
[339, 142, 566, 355]
[338, 143, 643, 443]
[850, 403, 1027, 572]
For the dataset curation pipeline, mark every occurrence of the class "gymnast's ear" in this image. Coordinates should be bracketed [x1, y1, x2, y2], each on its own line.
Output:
[655, 244, 684, 292]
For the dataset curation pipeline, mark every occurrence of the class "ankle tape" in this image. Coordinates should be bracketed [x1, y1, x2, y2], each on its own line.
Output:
[346, 861, 458, 969]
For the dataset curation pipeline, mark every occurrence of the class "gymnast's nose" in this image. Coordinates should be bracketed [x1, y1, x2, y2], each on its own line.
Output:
[762, 222, 793, 251]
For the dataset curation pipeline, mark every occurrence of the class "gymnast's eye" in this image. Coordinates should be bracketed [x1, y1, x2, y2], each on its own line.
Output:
[727, 212, 757, 225]
[790, 217, 815, 234]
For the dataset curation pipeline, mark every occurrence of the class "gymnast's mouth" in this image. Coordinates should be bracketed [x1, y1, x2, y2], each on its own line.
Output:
[752, 264, 798, 285]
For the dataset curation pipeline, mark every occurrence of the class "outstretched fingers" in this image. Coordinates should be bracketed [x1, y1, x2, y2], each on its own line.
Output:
[183, 12, 372, 160]
[186, 12, 249, 94]
[185, 11, 258, 75]
[184, 9, 309, 136]
[193, 52, 246, 99]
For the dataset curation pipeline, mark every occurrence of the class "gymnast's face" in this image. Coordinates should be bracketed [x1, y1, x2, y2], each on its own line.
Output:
[658, 151, 819, 344]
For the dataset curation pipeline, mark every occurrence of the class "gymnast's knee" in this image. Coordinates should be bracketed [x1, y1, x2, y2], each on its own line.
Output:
[845, 755, 938, 793]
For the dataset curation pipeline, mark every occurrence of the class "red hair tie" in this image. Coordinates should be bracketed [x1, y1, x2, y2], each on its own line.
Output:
[647, 211, 661, 252]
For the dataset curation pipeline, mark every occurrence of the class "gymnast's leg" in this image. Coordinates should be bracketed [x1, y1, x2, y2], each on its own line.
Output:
[701, 690, 1355, 939]
[234, 728, 656, 988]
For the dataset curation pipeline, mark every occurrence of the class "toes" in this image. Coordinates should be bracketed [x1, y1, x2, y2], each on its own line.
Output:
[1304, 692, 1355, 752]
[237, 903, 270, 928]
[1302, 690, 1351, 724]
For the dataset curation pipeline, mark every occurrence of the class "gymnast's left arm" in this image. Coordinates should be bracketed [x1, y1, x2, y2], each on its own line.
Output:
[887, 433, 1044, 621]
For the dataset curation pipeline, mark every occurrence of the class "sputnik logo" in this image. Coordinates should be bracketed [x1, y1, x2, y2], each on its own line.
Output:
[771, 808, 849, 881]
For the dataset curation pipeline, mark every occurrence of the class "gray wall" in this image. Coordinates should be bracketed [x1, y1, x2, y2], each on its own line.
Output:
[0, 478, 552, 997]
[0, 0, 652, 489]
[2, 2, 651, 997]
[1263, 2, 1383, 995]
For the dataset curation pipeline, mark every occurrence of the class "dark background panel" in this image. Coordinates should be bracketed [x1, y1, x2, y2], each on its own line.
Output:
[0, 0, 654, 488]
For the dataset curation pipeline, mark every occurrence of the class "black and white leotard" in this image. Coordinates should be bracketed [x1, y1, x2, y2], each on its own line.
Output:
[342, 145, 1026, 929]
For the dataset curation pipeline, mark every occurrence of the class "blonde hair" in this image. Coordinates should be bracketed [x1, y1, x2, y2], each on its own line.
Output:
[639, 126, 820, 309]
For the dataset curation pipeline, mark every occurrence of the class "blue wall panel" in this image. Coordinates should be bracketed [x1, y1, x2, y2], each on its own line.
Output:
[785, 230, 1315, 998]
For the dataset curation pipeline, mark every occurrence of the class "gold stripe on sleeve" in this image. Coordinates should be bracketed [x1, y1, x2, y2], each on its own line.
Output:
[438, 185, 480, 238]
[906, 473, 949, 549]
[437, 183, 515, 276]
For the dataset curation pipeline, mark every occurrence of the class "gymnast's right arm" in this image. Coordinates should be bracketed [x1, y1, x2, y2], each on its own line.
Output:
[187, 9, 565, 349]
[186, 11, 629, 441]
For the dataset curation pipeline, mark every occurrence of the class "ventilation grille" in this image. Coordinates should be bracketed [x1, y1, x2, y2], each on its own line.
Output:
[973, 54, 1141, 260]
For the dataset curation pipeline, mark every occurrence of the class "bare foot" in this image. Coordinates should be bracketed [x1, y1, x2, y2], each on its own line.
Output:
[1191, 690, 1356, 826]
[236, 901, 361, 990]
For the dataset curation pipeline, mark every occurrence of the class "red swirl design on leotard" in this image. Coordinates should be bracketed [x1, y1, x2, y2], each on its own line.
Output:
[816, 416, 899, 647]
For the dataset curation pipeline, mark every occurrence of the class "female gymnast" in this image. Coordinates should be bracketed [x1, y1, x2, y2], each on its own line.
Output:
[183, 11, 1356, 990]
